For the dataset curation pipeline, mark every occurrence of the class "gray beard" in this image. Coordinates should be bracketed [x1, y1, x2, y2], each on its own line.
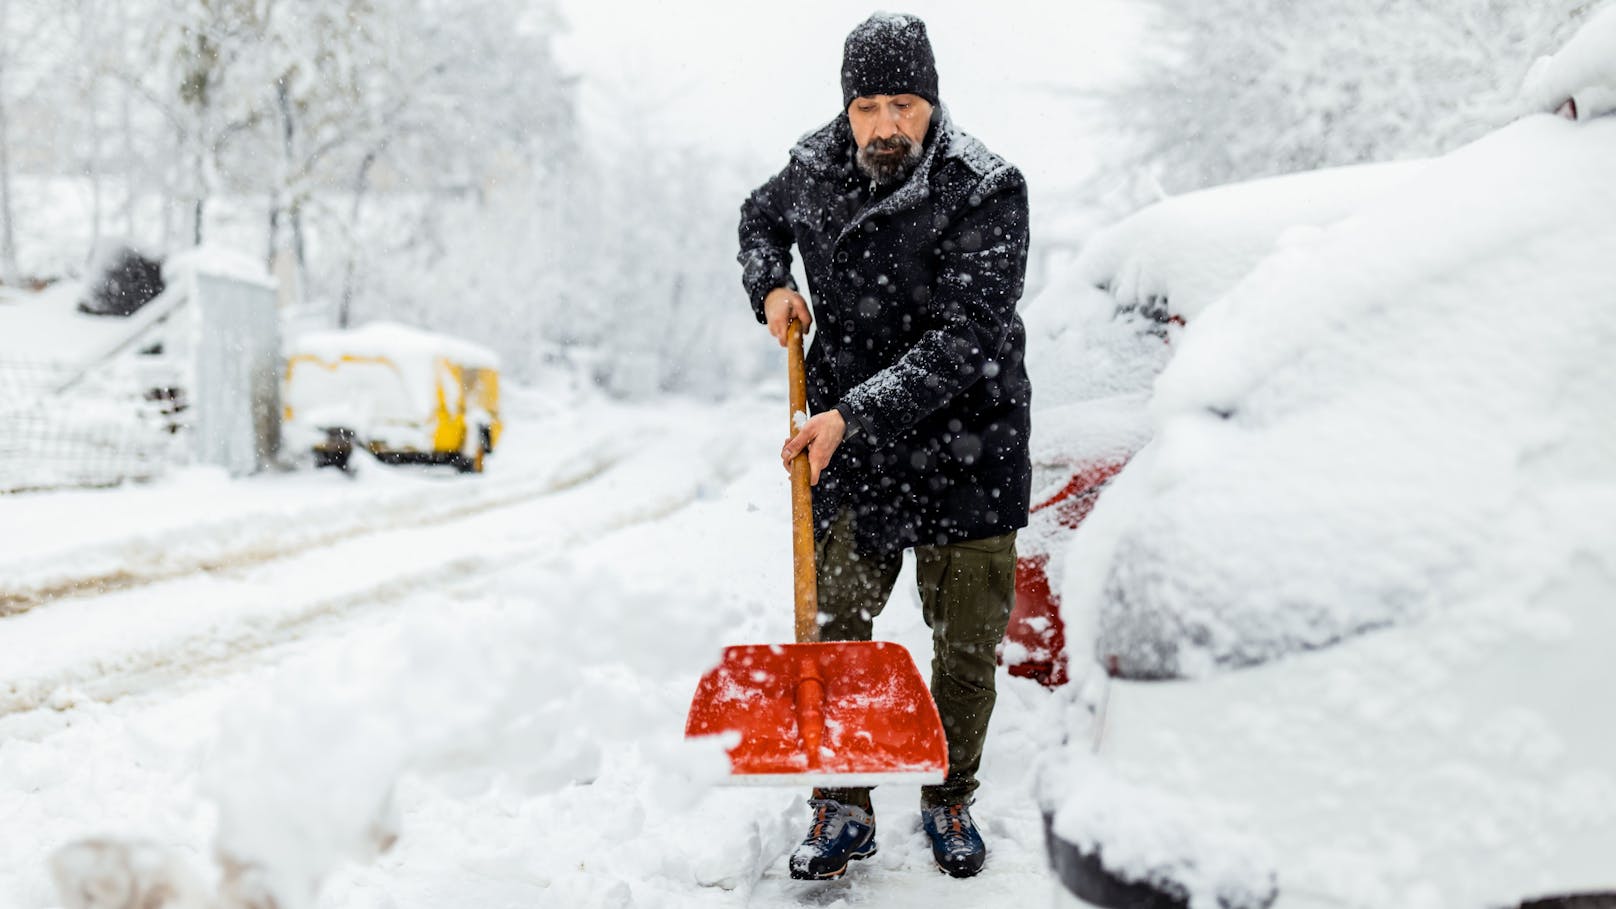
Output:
[855, 135, 924, 187]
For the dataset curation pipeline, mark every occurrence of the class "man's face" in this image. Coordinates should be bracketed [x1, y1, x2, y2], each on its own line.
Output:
[848, 94, 933, 186]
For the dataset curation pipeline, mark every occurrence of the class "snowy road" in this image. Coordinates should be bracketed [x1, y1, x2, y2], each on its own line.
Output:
[0, 395, 1065, 909]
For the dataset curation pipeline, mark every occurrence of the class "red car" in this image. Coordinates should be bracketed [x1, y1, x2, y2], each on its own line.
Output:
[1004, 457, 1129, 687]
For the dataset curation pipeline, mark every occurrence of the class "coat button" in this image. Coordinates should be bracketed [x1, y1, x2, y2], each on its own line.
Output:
[835, 251, 847, 263]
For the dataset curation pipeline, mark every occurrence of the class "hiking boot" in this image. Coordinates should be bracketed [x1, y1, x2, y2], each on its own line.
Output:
[921, 802, 986, 878]
[788, 799, 877, 880]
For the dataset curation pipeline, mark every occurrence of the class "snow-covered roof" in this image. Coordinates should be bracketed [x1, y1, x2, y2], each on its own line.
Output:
[1075, 161, 1427, 321]
[1523, 2, 1616, 120]
[0, 244, 277, 368]
[0, 282, 127, 364]
[0, 279, 190, 368]
[290, 322, 501, 371]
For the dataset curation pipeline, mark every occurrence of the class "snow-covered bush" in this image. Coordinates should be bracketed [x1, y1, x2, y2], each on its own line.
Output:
[75, 245, 164, 317]
[1096, 0, 1590, 203]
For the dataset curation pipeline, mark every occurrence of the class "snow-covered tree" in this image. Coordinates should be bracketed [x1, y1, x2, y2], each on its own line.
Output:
[151, 0, 274, 244]
[1, 0, 756, 397]
[0, 0, 23, 285]
[1094, 0, 1595, 202]
[329, 0, 577, 327]
[0, 0, 78, 282]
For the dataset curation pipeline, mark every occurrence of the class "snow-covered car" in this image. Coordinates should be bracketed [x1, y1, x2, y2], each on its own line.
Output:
[283, 322, 502, 473]
[1039, 10, 1616, 908]
[1524, 4, 1616, 123]
[1005, 160, 1425, 687]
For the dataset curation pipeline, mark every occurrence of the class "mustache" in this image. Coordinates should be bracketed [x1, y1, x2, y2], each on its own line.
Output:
[862, 134, 915, 156]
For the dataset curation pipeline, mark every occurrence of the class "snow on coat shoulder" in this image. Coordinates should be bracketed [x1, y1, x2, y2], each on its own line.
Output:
[940, 118, 1014, 184]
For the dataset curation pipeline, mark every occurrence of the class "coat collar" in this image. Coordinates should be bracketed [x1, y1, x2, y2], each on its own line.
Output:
[791, 105, 959, 246]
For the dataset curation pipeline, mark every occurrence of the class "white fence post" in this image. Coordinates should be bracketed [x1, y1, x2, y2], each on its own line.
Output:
[190, 267, 281, 476]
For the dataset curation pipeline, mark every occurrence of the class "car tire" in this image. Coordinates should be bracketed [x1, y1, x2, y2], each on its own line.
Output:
[1043, 813, 1276, 909]
[314, 446, 352, 471]
[456, 427, 486, 474]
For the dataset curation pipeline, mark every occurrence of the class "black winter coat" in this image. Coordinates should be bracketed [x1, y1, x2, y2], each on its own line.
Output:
[738, 107, 1032, 554]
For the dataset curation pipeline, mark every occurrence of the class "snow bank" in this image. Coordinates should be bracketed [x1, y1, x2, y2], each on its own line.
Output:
[1073, 161, 1427, 322]
[1523, 2, 1616, 120]
[1066, 114, 1616, 678]
[204, 617, 545, 908]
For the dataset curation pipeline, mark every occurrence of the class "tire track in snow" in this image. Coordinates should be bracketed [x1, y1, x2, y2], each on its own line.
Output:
[0, 479, 717, 718]
[0, 441, 628, 619]
[0, 423, 755, 718]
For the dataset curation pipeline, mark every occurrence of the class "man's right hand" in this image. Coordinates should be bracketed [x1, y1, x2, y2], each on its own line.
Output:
[764, 288, 812, 346]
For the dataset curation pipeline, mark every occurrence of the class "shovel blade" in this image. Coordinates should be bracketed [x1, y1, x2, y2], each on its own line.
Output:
[685, 640, 948, 786]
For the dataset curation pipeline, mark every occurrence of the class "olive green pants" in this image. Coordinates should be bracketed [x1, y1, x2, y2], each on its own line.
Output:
[812, 511, 1017, 811]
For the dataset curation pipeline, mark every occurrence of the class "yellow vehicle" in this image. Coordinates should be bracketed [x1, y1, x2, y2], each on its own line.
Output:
[283, 322, 502, 473]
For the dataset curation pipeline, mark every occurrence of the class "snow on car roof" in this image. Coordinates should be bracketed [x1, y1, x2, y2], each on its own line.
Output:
[1072, 113, 1616, 681]
[289, 322, 501, 371]
[1075, 160, 1427, 321]
[1523, 2, 1616, 120]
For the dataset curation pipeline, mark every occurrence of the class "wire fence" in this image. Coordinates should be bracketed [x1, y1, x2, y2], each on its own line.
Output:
[0, 356, 189, 494]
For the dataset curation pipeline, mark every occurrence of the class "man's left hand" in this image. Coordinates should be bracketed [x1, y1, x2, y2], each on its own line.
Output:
[782, 410, 847, 486]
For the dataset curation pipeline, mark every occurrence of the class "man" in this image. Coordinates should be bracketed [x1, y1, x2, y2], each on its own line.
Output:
[737, 12, 1032, 882]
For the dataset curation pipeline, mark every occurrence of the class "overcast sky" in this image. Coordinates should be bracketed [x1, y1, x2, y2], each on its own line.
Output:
[555, 1, 1148, 198]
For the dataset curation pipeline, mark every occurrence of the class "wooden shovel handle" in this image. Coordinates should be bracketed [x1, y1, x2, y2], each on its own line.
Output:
[787, 319, 819, 643]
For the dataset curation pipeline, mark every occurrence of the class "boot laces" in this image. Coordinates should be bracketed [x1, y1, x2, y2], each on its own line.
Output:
[930, 805, 976, 854]
[805, 799, 840, 847]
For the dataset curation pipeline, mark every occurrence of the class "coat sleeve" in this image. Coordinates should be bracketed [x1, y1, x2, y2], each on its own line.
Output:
[737, 164, 801, 324]
[838, 167, 1029, 445]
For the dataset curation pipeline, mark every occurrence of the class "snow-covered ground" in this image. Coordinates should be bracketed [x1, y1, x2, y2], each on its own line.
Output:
[0, 390, 1065, 908]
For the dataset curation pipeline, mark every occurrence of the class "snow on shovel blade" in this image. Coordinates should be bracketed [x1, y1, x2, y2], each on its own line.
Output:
[685, 640, 948, 786]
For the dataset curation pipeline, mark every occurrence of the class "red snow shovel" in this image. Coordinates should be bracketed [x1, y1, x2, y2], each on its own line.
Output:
[684, 320, 948, 785]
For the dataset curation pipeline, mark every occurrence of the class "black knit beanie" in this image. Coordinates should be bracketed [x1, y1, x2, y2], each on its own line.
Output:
[841, 13, 940, 109]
